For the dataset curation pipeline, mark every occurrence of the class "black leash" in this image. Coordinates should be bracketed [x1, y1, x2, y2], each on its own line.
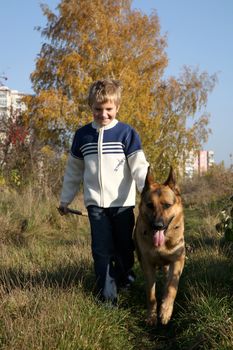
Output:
[57, 207, 88, 217]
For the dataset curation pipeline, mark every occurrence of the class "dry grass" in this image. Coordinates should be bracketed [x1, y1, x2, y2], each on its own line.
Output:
[1, 173, 233, 349]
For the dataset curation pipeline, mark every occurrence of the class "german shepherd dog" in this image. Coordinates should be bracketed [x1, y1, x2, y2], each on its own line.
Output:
[134, 167, 185, 326]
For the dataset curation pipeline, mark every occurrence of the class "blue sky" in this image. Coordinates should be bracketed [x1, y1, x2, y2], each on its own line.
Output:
[1, 1, 232, 167]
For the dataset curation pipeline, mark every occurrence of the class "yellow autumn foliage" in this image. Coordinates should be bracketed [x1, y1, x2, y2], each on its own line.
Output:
[25, 0, 217, 179]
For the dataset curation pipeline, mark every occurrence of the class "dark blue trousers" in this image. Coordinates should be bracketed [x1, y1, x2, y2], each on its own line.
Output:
[87, 205, 135, 298]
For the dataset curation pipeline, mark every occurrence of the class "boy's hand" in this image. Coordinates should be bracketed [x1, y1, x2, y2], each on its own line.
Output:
[58, 204, 69, 216]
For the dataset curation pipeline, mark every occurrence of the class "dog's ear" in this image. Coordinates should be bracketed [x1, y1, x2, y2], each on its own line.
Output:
[142, 166, 154, 193]
[164, 166, 180, 195]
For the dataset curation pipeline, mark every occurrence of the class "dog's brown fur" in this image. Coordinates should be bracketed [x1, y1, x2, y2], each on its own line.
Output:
[134, 167, 185, 326]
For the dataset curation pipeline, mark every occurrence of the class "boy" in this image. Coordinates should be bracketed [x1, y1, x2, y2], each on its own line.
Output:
[59, 79, 149, 304]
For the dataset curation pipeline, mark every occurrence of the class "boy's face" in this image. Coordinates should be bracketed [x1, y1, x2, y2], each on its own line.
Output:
[92, 100, 119, 127]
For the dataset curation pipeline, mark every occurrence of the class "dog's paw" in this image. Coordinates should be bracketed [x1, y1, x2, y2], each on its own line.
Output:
[145, 314, 157, 326]
[160, 301, 173, 325]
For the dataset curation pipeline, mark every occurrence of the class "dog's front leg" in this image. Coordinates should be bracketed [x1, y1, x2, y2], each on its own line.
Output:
[160, 255, 185, 325]
[142, 261, 157, 326]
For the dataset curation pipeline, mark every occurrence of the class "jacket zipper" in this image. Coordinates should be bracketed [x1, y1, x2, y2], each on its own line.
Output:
[98, 127, 104, 207]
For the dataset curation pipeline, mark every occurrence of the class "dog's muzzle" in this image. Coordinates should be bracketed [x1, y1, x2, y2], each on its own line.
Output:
[152, 216, 174, 247]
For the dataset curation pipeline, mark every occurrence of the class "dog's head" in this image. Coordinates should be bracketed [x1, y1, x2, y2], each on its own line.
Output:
[140, 167, 183, 247]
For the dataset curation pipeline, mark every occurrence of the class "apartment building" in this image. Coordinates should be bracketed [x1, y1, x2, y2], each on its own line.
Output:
[0, 85, 27, 141]
[184, 150, 215, 177]
[0, 85, 26, 118]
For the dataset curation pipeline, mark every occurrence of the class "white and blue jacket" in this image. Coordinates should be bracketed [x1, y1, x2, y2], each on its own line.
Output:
[60, 119, 149, 208]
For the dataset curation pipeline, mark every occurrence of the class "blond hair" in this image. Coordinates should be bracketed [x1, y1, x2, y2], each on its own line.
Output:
[88, 79, 122, 108]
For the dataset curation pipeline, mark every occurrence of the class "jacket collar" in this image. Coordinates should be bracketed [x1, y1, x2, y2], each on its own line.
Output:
[92, 119, 118, 131]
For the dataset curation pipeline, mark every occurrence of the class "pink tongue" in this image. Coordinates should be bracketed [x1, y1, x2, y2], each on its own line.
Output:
[153, 230, 165, 247]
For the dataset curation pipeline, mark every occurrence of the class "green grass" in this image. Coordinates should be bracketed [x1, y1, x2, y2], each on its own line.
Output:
[1, 185, 233, 349]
